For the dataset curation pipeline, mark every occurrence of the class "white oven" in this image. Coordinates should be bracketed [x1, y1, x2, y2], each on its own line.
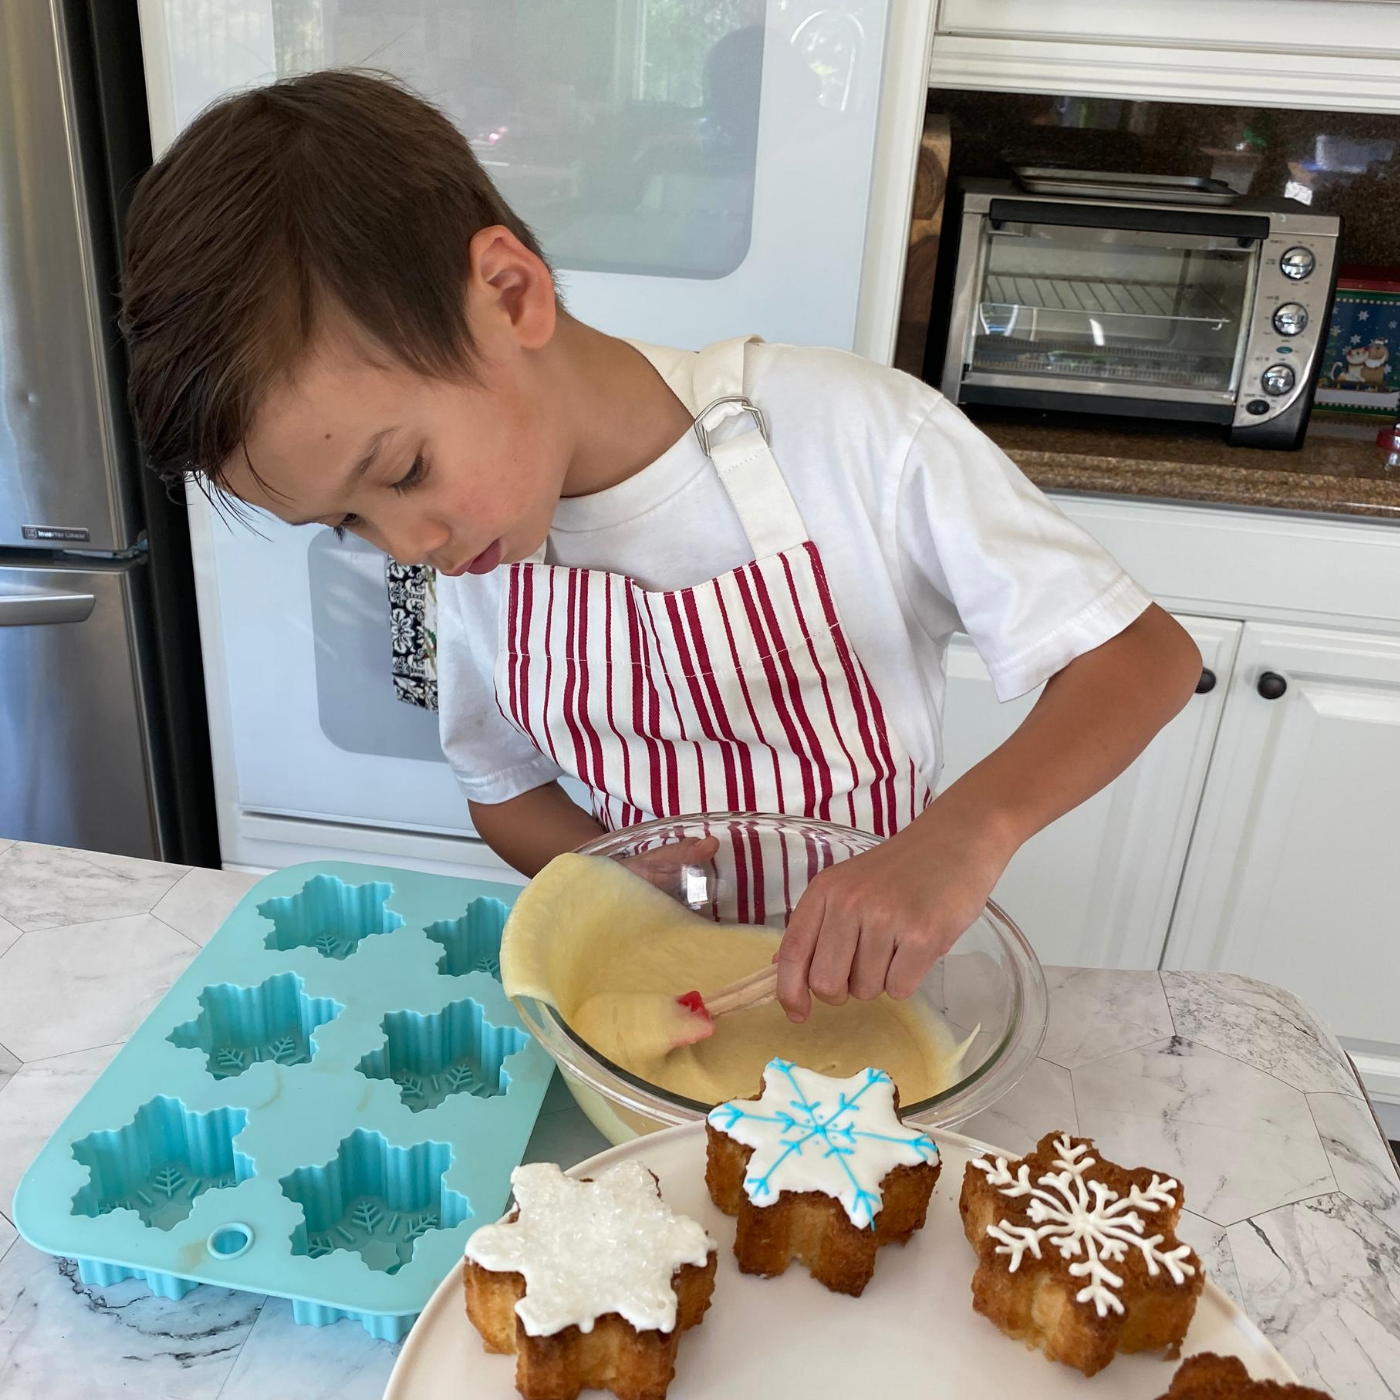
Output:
[137, 0, 934, 872]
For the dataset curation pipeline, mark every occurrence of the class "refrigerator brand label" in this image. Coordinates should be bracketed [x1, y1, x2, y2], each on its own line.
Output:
[22, 525, 91, 543]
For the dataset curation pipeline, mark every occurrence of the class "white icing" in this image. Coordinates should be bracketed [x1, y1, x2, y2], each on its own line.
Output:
[464, 1161, 713, 1338]
[707, 1059, 938, 1229]
[969, 1133, 1197, 1318]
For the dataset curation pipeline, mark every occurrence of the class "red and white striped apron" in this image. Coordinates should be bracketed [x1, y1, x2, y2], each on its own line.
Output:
[495, 337, 931, 920]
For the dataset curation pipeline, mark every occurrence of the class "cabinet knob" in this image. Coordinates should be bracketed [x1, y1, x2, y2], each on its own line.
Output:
[1195, 668, 1217, 694]
[1257, 671, 1288, 700]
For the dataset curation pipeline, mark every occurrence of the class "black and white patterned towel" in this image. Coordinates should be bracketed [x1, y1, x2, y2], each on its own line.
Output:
[387, 561, 438, 711]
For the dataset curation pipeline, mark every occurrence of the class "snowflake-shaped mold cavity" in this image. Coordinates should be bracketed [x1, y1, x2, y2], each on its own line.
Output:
[166, 971, 344, 1079]
[278, 1128, 470, 1274]
[355, 997, 527, 1111]
[708, 1060, 938, 1228]
[968, 1132, 1197, 1318]
[258, 874, 403, 960]
[71, 1097, 253, 1231]
[424, 898, 509, 979]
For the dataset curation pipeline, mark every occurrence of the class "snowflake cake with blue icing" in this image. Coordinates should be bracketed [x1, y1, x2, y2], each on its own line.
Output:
[705, 1059, 940, 1295]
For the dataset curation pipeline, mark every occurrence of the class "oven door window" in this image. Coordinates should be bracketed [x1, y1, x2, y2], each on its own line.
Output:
[969, 223, 1257, 399]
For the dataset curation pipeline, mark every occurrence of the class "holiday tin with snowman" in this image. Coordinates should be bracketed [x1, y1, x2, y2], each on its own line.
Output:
[1315, 267, 1400, 419]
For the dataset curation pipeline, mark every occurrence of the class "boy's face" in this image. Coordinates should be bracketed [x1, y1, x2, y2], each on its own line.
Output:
[224, 231, 568, 575]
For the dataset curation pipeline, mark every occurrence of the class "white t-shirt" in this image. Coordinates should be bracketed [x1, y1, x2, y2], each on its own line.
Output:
[438, 341, 1151, 807]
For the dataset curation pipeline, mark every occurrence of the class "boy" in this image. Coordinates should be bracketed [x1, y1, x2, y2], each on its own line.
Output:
[121, 72, 1201, 1022]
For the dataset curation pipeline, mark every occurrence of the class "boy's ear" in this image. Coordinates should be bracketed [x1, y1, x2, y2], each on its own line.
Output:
[467, 225, 556, 352]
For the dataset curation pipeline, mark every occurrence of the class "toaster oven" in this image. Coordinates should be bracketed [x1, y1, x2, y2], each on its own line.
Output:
[937, 174, 1342, 448]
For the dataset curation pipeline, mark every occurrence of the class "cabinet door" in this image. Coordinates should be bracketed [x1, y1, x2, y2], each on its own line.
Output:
[1165, 623, 1400, 1054]
[937, 0, 1398, 50]
[940, 616, 1240, 970]
[931, 0, 1400, 112]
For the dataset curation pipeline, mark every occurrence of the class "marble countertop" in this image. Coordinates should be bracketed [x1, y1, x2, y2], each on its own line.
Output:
[978, 414, 1400, 521]
[0, 840, 1397, 1398]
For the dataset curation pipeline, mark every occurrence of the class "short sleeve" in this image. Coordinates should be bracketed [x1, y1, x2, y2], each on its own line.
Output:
[895, 397, 1152, 702]
[436, 572, 565, 804]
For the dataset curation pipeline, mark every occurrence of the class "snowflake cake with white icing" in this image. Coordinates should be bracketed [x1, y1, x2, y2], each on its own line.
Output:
[464, 1160, 714, 1338]
[960, 1131, 1205, 1376]
[707, 1059, 938, 1228]
[968, 1132, 1195, 1315]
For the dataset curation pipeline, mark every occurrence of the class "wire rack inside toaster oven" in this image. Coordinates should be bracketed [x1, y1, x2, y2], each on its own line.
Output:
[982, 273, 1236, 325]
[970, 336, 1232, 389]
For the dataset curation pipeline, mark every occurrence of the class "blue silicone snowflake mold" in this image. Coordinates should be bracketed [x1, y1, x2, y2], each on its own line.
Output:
[259, 874, 404, 960]
[425, 900, 509, 978]
[13, 860, 550, 1342]
[355, 997, 527, 1111]
[166, 972, 343, 1079]
[70, 1098, 253, 1232]
[279, 1129, 470, 1275]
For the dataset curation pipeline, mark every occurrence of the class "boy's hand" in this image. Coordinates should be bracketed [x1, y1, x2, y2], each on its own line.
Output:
[772, 606, 1203, 1021]
[774, 802, 1012, 1021]
[617, 835, 721, 897]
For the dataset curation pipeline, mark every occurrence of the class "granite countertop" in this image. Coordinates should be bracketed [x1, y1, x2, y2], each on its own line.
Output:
[979, 414, 1400, 520]
[0, 840, 1397, 1397]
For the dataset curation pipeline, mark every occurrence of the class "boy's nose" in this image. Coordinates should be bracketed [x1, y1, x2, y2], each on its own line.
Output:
[383, 520, 449, 568]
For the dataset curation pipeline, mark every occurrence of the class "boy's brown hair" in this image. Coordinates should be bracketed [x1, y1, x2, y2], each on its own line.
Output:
[121, 69, 545, 493]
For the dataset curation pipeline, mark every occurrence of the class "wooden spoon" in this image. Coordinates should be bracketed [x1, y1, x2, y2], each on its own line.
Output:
[582, 966, 780, 1063]
[654, 965, 780, 1049]
[686, 963, 779, 1019]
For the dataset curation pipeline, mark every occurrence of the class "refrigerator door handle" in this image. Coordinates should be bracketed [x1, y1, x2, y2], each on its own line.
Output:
[0, 590, 97, 626]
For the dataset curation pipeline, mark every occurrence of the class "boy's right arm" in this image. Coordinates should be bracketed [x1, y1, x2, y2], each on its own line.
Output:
[469, 783, 608, 877]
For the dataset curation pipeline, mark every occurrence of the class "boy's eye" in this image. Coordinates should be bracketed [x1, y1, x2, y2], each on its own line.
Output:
[332, 512, 361, 541]
[393, 454, 428, 494]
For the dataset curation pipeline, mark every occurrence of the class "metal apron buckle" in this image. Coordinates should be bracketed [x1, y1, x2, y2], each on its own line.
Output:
[692, 395, 770, 456]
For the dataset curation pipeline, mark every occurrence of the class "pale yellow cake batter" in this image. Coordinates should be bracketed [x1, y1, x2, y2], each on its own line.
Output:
[501, 853, 972, 1106]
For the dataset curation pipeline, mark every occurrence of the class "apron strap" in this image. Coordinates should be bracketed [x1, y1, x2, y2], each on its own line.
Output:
[691, 336, 809, 558]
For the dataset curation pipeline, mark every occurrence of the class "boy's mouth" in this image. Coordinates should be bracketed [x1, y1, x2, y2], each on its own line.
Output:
[441, 539, 502, 577]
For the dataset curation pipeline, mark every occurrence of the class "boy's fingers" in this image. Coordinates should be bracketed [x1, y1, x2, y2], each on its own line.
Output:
[848, 923, 894, 1000]
[615, 835, 722, 890]
[808, 920, 858, 1007]
[886, 935, 937, 1001]
[632, 835, 718, 867]
[776, 894, 825, 1022]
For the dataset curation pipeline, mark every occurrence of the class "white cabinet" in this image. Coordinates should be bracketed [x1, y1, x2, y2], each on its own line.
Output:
[944, 497, 1400, 1107]
[1166, 623, 1400, 1070]
[930, 0, 1400, 113]
[940, 616, 1241, 970]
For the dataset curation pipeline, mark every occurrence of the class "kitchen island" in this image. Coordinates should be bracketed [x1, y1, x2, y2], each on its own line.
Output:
[0, 840, 1396, 1398]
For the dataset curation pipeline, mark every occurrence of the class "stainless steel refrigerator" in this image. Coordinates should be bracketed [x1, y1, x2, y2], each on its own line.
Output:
[1, 0, 216, 862]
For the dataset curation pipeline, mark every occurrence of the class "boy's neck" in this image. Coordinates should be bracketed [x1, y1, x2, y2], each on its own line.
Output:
[552, 317, 694, 499]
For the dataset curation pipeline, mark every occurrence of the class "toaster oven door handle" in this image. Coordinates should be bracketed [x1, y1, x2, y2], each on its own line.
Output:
[987, 199, 1270, 242]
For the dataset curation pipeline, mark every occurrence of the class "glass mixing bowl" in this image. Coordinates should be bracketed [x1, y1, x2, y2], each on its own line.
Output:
[511, 813, 1048, 1145]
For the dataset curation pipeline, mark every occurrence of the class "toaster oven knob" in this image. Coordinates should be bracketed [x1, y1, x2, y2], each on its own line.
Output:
[1280, 246, 1316, 280]
[1273, 302, 1309, 336]
[1262, 364, 1296, 396]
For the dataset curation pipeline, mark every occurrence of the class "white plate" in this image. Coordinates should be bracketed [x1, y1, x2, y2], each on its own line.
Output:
[386, 1124, 1298, 1398]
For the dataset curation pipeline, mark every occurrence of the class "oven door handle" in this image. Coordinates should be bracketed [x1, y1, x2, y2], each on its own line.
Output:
[988, 198, 1269, 242]
[0, 590, 97, 626]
